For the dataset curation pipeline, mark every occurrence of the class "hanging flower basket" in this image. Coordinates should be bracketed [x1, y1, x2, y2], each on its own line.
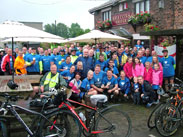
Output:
[96, 20, 112, 31]
[144, 23, 159, 32]
[128, 11, 152, 26]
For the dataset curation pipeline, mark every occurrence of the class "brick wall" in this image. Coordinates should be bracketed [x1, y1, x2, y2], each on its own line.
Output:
[93, 0, 183, 33]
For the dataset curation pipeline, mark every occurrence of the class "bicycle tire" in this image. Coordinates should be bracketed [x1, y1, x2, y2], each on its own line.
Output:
[0, 121, 8, 137]
[155, 103, 181, 137]
[147, 101, 165, 129]
[95, 108, 132, 137]
[39, 109, 82, 137]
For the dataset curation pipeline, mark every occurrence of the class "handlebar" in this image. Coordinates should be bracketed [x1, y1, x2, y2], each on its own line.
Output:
[175, 77, 183, 83]
[0, 93, 24, 102]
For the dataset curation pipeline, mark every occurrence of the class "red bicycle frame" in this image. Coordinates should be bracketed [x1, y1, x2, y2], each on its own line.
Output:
[52, 98, 105, 134]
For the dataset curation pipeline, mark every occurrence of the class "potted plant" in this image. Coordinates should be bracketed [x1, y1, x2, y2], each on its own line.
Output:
[160, 39, 170, 47]
[96, 21, 104, 30]
[144, 24, 159, 32]
[104, 20, 112, 28]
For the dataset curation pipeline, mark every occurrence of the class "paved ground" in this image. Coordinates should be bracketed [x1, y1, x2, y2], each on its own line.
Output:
[6, 101, 183, 137]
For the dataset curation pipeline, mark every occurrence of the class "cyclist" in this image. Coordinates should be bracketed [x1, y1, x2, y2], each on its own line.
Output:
[101, 69, 118, 101]
[31, 64, 67, 98]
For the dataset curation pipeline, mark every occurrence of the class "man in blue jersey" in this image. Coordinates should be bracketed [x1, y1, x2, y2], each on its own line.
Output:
[50, 48, 59, 69]
[76, 45, 83, 56]
[104, 59, 119, 78]
[91, 65, 106, 94]
[101, 70, 118, 100]
[61, 65, 75, 83]
[25, 47, 41, 75]
[40, 50, 51, 75]
[161, 49, 176, 91]
[80, 70, 97, 97]
[95, 54, 106, 70]
[59, 56, 72, 72]
[137, 50, 146, 65]
[135, 40, 143, 51]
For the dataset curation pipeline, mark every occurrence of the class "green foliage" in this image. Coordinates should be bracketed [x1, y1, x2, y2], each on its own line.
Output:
[144, 24, 159, 32]
[44, 22, 90, 39]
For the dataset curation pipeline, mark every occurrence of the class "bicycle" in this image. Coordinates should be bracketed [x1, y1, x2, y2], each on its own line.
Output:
[154, 78, 183, 136]
[39, 91, 132, 137]
[0, 92, 81, 137]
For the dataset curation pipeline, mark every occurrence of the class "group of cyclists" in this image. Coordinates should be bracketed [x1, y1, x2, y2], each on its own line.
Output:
[0, 40, 176, 107]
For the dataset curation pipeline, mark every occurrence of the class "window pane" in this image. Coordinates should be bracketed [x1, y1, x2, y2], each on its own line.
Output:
[145, 0, 150, 12]
[103, 12, 105, 21]
[106, 11, 109, 20]
[140, 2, 144, 12]
[136, 3, 140, 14]
[124, 2, 128, 9]
[119, 3, 123, 11]
[109, 11, 111, 20]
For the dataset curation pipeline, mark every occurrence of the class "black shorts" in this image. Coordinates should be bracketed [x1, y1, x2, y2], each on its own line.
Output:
[164, 76, 174, 81]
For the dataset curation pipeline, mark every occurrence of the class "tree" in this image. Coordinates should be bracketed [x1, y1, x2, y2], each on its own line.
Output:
[56, 23, 70, 38]
[44, 22, 90, 39]
[69, 23, 85, 38]
[44, 23, 69, 38]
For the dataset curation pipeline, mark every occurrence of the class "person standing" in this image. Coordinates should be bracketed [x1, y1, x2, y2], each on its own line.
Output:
[74, 49, 94, 78]
[95, 54, 107, 71]
[14, 50, 27, 75]
[135, 40, 143, 51]
[25, 47, 41, 75]
[0, 50, 5, 75]
[1, 48, 15, 75]
[40, 50, 52, 75]
[59, 56, 72, 72]
[161, 49, 176, 91]
[50, 48, 60, 70]
[70, 48, 78, 64]
[132, 57, 144, 77]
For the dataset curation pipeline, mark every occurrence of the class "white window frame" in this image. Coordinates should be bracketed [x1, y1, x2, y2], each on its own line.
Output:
[135, 0, 150, 14]
[119, 2, 128, 12]
[102, 10, 111, 21]
[159, 0, 164, 8]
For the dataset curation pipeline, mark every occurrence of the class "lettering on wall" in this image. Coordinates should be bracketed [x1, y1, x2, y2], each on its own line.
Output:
[112, 12, 132, 26]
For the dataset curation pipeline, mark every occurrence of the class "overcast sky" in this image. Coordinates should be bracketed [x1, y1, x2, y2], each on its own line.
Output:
[0, 0, 106, 29]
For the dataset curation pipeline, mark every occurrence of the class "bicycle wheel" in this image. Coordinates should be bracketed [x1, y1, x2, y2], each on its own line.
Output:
[0, 121, 8, 137]
[147, 102, 165, 129]
[155, 103, 181, 137]
[39, 110, 82, 137]
[95, 108, 132, 137]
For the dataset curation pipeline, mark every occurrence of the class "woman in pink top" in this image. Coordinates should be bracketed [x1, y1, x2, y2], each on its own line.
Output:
[144, 62, 153, 84]
[132, 57, 144, 77]
[152, 63, 163, 103]
[123, 57, 133, 80]
[152, 55, 163, 71]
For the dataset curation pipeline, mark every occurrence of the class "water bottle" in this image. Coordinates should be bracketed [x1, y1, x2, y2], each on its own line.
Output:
[78, 112, 86, 122]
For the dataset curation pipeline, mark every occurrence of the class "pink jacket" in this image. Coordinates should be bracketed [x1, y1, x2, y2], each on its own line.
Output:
[69, 79, 82, 94]
[144, 67, 153, 84]
[152, 69, 163, 86]
[151, 62, 163, 71]
[132, 63, 144, 77]
[124, 62, 133, 78]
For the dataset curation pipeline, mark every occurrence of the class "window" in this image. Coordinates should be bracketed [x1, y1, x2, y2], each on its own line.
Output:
[119, 2, 128, 12]
[159, 0, 164, 8]
[135, 0, 150, 14]
[103, 11, 111, 21]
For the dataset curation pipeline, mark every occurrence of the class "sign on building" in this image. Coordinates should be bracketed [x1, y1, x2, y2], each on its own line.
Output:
[112, 12, 132, 26]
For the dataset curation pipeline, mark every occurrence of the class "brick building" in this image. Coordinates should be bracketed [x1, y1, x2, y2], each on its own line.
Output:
[89, 0, 183, 76]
